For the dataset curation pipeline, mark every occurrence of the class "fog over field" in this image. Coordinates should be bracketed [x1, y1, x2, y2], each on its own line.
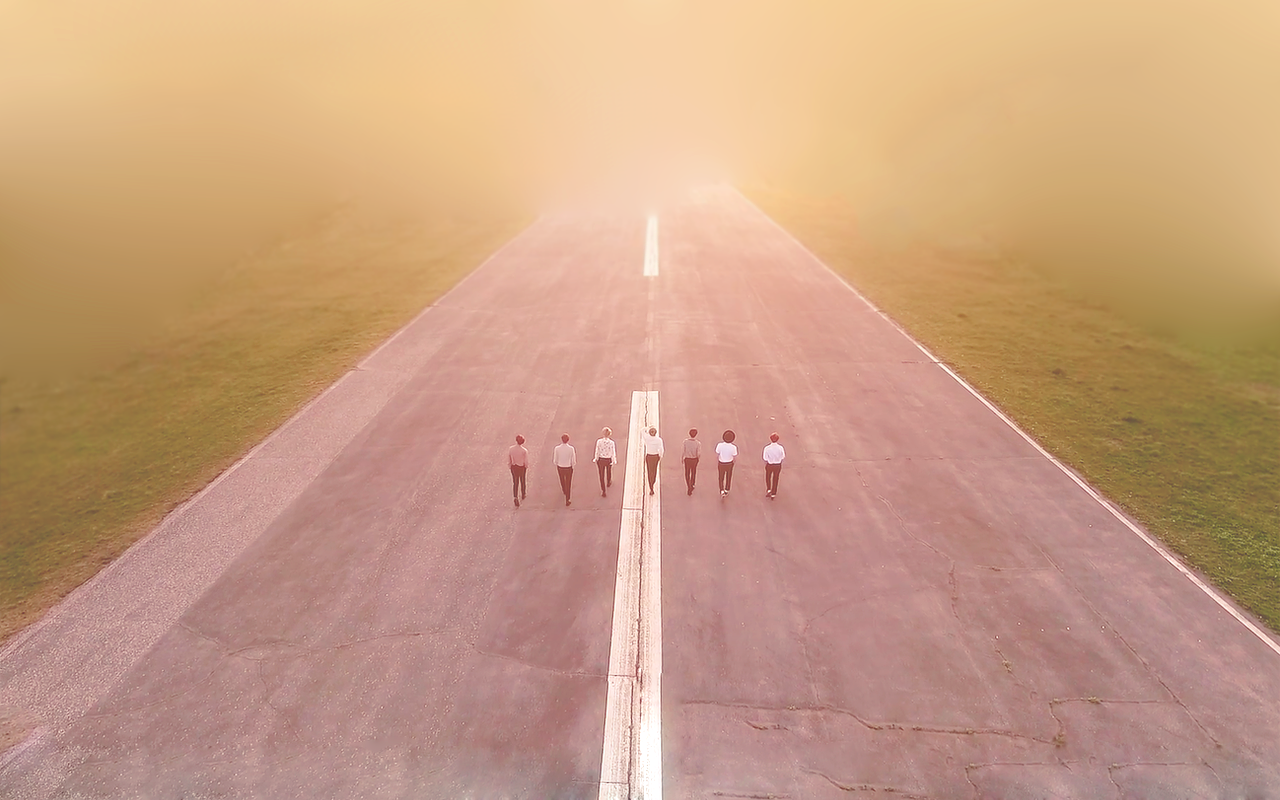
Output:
[2, 0, 1279, 374]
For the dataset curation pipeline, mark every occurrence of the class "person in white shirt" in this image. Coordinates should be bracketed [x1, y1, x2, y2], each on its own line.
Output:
[763, 432, 786, 499]
[594, 427, 617, 498]
[643, 426, 664, 496]
[715, 429, 738, 497]
[553, 433, 576, 506]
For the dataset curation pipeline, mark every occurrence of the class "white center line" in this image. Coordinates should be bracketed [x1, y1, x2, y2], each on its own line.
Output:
[643, 215, 659, 277]
[599, 390, 662, 800]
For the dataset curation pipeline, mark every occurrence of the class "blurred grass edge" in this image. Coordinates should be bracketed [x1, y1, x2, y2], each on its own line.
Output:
[747, 186, 1279, 634]
[0, 208, 527, 644]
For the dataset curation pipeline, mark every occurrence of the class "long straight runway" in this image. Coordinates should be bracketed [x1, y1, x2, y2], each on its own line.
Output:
[2, 186, 1278, 797]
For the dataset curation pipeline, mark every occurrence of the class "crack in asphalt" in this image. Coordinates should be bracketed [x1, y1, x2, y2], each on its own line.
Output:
[803, 768, 930, 798]
[683, 699, 1056, 745]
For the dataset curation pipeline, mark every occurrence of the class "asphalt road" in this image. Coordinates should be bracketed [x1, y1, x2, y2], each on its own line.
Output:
[2, 186, 1278, 798]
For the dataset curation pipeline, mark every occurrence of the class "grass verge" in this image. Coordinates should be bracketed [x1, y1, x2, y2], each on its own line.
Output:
[0, 208, 526, 643]
[749, 188, 1280, 633]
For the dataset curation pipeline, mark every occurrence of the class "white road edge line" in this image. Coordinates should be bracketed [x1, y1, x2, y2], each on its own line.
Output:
[644, 215, 660, 277]
[733, 186, 1280, 658]
[599, 390, 662, 800]
[0, 219, 540, 664]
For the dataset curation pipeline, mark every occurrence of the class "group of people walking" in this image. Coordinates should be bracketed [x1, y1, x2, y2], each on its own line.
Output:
[506, 428, 786, 507]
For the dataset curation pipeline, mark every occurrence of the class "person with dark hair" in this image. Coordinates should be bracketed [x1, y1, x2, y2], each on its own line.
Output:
[594, 426, 617, 498]
[763, 432, 785, 499]
[553, 433, 576, 506]
[643, 426, 664, 496]
[682, 428, 701, 495]
[508, 434, 528, 507]
[715, 429, 738, 497]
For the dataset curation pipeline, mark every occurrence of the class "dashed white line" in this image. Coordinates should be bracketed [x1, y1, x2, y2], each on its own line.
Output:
[599, 390, 662, 799]
[644, 216, 660, 277]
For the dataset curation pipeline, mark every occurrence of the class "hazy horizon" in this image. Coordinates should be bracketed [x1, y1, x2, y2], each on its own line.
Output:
[3, 0, 1279, 373]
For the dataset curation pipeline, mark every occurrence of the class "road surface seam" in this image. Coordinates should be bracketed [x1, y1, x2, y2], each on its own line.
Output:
[600, 390, 662, 800]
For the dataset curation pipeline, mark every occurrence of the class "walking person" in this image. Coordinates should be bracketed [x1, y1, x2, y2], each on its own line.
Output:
[595, 427, 617, 497]
[763, 432, 785, 499]
[553, 433, 576, 506]
[508, 434, 529, 508]
[716, 429, 738, 497]
[682, 428, 701, 496]
[644, 426, 664, 495]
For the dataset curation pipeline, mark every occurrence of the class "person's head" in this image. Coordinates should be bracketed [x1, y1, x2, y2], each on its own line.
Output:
[561, 433, 570, 443]
[688, 428, 697, 438]
[770, 432, 780, 443]
[648, 426, 657, 436]
[602, 426, 612, 437]
[723, 429, 735, 443]
[515, 434, 525, 445]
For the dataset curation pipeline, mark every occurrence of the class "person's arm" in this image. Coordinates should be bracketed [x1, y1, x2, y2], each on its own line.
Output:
[657, 438, 664, 458]
[571, 446, 577, 468]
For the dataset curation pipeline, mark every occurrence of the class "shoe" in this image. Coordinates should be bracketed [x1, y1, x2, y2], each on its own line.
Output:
[566, 499, 571, 506]
[522, 494, 527, 501]
[602, 491, 607, 497]
[721, 489, 726, 497]
[687, 487, 692, 496]
[769, 493, 775, 500]
[650, 488, 655, 496]
[514, 497, 520, 508]
[607, 480, 612, 487]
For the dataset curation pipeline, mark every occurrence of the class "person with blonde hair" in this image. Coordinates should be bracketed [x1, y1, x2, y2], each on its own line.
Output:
[594, 426, 617, 498]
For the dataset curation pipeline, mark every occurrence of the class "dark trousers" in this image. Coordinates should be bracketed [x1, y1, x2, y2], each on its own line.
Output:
[765, 463, 782, 495]
[718, 461, 735, 492]
[645, 454, 660, 492]
[597, 458, 613, 492]
[510, 465, 526, 499]
[683, 457, 699, 491]
[557, 466, 573, 501]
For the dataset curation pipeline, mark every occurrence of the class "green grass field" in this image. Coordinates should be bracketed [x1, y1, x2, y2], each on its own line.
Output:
[750, 189, 1280, 633]
[0, 209, 525, 643]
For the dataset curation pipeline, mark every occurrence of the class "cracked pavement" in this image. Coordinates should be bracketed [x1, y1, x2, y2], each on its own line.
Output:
[1, 186, 1279, 797]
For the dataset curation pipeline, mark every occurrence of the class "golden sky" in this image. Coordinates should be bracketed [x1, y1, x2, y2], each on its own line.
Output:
[2, 0, 1278, 369]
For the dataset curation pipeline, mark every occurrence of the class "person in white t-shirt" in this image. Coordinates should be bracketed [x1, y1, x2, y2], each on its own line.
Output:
[762, 432, 785, 499]
[643, 427, 664, 496]
[715, 429, 738, 497]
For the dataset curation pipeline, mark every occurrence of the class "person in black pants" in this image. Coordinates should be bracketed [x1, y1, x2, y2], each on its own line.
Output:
[763, 432, 785, 499]
[508, 434, 528, 507]
[594, 427, 617, 497]
[715, 429, 738, 497]
[553, 433, 576, 506]
[682, 428, 701, 495]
